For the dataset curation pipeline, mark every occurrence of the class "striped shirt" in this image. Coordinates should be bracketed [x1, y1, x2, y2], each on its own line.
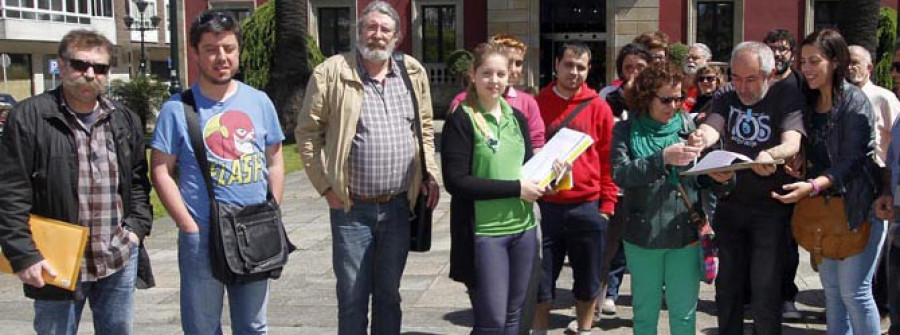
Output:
[348, 55, 417, 197]
[62, 96, 131, 281]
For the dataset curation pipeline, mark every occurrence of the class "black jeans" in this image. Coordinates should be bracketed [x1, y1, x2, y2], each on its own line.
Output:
[714, 201, 792, 335]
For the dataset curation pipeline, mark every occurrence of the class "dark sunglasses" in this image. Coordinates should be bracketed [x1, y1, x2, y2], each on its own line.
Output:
[656, 95, 684, 104]
[892, 62, 900, 72]
[512, 60, 524, 67]
[698, 76, 717, 83]
[67, 58, 110, 75]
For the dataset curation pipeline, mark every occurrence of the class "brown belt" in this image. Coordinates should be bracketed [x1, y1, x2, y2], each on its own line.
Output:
[351, 192, 405, 204]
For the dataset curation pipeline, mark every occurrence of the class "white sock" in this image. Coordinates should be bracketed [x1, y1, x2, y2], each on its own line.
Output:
[578, 330, 592, 335]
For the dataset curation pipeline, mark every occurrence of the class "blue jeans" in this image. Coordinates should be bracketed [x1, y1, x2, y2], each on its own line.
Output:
[178, 230, 270, 335]
[330, 196, 410, 335]
[469, 228, 538, 335]
[819, 215, 886, 335]
[33, 244, 138, 335]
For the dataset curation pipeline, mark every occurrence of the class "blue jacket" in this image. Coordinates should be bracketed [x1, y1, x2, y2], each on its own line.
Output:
[805, 82, 880, 229]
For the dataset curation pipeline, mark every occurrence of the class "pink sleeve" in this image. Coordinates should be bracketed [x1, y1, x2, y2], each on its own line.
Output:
[523, 95, 546, 149]
[448, 91, 467, 115]
[595, 101, 618, 214]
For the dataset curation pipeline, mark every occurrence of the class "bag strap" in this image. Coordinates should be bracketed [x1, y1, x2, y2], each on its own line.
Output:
[180, 89, 219, 221]
[547, 98, 593, 138]
[675, 181, 707, 229]
[392, 51, 429, 183]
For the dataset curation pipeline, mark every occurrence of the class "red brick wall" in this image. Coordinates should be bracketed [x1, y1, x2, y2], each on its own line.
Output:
[743, 0, 803, 43]
[659, 0, 686, 43]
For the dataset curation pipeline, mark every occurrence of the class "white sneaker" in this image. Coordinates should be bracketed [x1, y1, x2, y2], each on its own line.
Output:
[601, 298, 617, 315]
[782, 301, 801, 320]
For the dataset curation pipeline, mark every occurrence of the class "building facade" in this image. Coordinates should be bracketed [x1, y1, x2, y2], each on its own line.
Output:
[0, 0, 171, 101]
[295, 0, 898, 109]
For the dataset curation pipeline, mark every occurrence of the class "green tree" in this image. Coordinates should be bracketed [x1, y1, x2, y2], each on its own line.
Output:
[240, 0, 275, 89]
[875, 7, 897, 90]
[110, 75, 170, 130]
[240, 0, 324, 140]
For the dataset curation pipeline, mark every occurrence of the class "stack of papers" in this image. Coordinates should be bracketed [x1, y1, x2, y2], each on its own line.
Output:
[681, 150, 784, 176]
[0, 215, 88, 291]
[522, 128, 594, 187]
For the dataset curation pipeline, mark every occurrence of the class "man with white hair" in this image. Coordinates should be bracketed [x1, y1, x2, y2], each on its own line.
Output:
[850, 44, 900, 333]
[683, 43, 712, 111]
[295, 1, 440, 333]
[688, 41, 807, 335]
[849, 45, 900, 169]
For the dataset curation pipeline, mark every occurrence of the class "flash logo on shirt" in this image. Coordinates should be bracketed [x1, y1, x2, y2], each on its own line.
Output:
[204, 110, 265, 186]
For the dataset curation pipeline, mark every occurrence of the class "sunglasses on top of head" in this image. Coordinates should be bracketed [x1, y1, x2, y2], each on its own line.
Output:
[197, 11, 235, 26]
[66, 58, 110, 75]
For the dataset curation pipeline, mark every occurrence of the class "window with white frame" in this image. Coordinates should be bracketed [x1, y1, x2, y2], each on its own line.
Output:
[696, 1, 734, 62]
[126, 0, 157, 30]
[318, 7, 351, 57]
[3, 0, 103, 22]
[210, 1, 254, 23]
[421, 5, 456, 63]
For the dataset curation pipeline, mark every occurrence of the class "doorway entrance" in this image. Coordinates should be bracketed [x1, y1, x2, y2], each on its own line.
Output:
[539, 0, 607, 90]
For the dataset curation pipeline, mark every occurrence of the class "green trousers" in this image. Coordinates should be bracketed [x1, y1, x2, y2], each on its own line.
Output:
[624, 241, 701, 335]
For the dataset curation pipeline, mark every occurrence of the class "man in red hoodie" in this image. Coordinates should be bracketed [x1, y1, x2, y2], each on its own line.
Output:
[532, 42, 618, 335]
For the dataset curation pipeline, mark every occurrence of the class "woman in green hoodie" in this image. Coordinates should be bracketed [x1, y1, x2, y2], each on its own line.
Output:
[611, 62, 731, 334]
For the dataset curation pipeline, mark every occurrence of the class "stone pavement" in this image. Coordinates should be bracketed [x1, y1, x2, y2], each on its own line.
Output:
[0, 160, 830, 334]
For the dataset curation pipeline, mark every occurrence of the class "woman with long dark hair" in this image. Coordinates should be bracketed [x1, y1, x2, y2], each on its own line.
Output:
[774, 29, 884, 334]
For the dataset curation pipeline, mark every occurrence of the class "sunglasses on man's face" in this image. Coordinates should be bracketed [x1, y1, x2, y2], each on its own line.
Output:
[67, 58, 110, 75]
[656, 95, 685, 104]
[699, 76, 717, 83]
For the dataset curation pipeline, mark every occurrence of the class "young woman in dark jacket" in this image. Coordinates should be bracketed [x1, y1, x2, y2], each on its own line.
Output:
[442, 43, 549, 334]
[775, 29, 883, 334]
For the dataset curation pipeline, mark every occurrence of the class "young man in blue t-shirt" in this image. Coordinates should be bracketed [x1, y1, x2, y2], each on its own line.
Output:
[149, 10, 285, 333]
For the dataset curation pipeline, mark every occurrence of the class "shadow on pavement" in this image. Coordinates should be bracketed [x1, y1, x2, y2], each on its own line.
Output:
[442, 308, 473, 327]
[796, 289, 826, 309]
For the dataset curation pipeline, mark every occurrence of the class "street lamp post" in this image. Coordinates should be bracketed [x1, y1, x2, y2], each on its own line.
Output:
[168, 0, 181, 93]
[124, 0, 160, 76]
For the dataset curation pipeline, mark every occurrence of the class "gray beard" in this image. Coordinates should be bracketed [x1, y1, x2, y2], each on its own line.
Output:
[357, 41, 396, 62]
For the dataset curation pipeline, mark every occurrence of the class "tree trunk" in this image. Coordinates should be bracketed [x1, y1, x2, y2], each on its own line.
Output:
[838, 0, 880, 57]
[267, 0, 311, 142]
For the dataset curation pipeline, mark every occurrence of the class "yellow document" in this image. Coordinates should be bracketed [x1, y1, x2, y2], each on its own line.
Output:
[0, 215, 88, 291]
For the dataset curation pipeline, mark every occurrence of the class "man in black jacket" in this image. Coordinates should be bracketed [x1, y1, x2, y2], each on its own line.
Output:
[0, 29, 152, 334]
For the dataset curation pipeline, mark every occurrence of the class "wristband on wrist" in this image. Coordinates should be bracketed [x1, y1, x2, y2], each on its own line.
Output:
[808, 178, 821, 196]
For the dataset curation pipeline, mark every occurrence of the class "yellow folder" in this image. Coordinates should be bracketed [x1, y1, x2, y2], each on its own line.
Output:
[0, 215, 88, 291]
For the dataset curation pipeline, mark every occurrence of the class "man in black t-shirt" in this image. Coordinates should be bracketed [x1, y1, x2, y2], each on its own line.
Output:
[688, 41, 806, 335]
[762, 28, 806, 320]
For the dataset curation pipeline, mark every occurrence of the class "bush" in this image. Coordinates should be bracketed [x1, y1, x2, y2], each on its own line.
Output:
[668, 43, 688, 67]
[875, 7, 897, 90]
[446, 49, 473, 89]
[110, 75, 170, 130]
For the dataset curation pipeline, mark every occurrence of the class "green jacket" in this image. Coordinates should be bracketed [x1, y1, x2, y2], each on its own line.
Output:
[611, 117, 731, 249]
